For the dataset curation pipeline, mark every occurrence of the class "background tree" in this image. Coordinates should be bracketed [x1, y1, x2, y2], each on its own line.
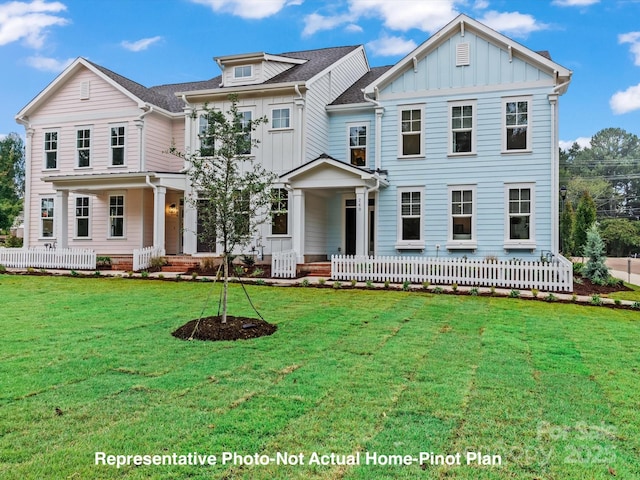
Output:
[559, 198, 575, 255]
[0, 133, 25, 233]
[599, 218, 640, 257]
[171, 95, 276, 323]
[573, 191, 597, 257]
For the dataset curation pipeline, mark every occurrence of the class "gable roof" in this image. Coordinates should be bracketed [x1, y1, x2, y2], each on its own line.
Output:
[364, 14, 572, 96]
[330, 66, 393, 106]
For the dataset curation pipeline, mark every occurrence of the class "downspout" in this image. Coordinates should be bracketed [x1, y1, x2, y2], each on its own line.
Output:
[363, 90, 383, 171]
[549, 94, 559, 255]
[137, 105, 154, 171]
[294, 83, 305, 163]
[15, 116, 32, 247]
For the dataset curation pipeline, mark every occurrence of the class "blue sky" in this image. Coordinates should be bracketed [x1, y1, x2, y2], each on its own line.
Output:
[2, 0, 640, 150]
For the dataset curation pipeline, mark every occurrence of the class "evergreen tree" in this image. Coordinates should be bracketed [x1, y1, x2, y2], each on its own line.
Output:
[559, 199, 575, 255]
[573, 191, 597, 257]
[583, 223, 609, 285]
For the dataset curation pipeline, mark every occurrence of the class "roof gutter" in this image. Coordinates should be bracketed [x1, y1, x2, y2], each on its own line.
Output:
[136, 105, 154, 171]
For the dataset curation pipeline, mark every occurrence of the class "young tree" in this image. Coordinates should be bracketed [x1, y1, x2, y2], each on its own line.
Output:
[573, 191, 597, 257]
[0, 133, 25, 232]
[583, 223, 609, 285]
[559, 198, 575, 255]
[171, 95, 276, 323]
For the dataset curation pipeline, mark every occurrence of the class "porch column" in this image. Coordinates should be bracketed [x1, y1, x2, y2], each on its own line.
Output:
[55, 190, 68, 249]
[154, 186, 167, 252]
[292, 189, 305, 263]
[355, 187, 368, 256]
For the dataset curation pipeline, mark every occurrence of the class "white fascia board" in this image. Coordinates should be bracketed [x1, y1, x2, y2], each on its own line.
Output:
[325, 103, 375, 113]
[306, 45, 368, 87]
[176, 81, 306, 101]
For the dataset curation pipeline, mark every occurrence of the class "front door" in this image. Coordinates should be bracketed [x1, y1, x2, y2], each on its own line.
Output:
[345, 199, 356, 255]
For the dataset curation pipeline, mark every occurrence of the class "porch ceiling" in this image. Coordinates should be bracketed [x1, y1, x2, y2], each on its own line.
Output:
[41, 171, 187, 193]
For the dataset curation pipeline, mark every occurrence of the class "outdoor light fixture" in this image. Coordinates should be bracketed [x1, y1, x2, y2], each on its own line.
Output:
[560, 185, 567, 201]
[168, 203, 178, 215]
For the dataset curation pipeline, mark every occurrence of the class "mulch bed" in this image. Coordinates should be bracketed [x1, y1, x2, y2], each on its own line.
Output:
[572, 275, 632, 296]
[172, 315, 277, 342]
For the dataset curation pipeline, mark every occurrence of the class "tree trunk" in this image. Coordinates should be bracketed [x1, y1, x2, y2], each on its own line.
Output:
[222, 252, 229, 324]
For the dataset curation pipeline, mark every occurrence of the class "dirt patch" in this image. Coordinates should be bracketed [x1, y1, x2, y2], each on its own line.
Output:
[572, 275, 632, 297]
[172, 315, 277, 342]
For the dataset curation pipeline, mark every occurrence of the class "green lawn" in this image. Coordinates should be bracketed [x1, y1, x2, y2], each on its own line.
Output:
[0, 275, 638, 479]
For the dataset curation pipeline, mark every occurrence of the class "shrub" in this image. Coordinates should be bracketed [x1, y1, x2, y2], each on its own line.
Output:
[350, 278, 357, 287]
[250, 268, 264, 278]
[318, 278, 326, 285]
[470, 287, 479, 296]
[241, 254, 255, 268]
[332, 281, 342, 289]
[531, 288, 539, 298]
[191, 271, 198, 279]
[200, 257, 218, 272]
[126, 271, 134, 277]
[96, 256, 112, 268]
[4, 235, 23, 247]
[490, 285, 496, 296]
[572, 262, 584, 275]
[606, 276, 622, 287]
[590, 294, 602, 306]
[422, 281, 430, 290]
[255, 279, 266, 286]
[365, 280, 373, 289]
[300, 278, 310, 287]
[149, 256, 167, 271]
[383, 280, 390, 289]
[571, 294, 578, 302]
[158, 273, 165, 279]
[433, 286, 444, 294]
[614, 299, 622, 306]
[545, 293, 558, 302]
[632, 301, 640, 310]
[583, 224, 609, 284]
[175, 274, 182, 282]
[93, 271, 101, 277]
[70, 270, 78, 277]
[451, 282, 458, 292]
[402, 280, 411, 291]
[509, 289, 520, 298]
[141, 271, 149, 278]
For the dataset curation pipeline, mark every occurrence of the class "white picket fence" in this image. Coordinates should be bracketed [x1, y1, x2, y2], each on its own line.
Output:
[331, 254, 574, 292]
[133, 246, 165, 272]
[0, 247, 96, 270]
[272, 250, 297, 278]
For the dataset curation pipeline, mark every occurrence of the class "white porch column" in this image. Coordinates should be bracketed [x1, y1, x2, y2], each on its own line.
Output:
[154, 186, 167, 252]
[55, 190, 69, 249]
[355, 187, 368, 256]
[183, 193, 197, 255]
[292, 189, 305, 263]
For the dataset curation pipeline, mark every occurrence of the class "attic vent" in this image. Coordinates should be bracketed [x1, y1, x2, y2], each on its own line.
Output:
[80, 81, 90, 100]
[456, 43, 470, 66]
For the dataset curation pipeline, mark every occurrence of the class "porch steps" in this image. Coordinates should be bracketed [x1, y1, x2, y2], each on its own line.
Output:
[161, 256, 200, 273]
[299, 262, 332, 278]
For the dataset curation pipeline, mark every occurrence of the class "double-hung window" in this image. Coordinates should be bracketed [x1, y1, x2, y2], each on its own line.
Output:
[199, 113, 215, 156]
[76, 128, 91, 168]
[271, 188, 288, 235]
[399, 105, 423, 157]
[41, 197, 54, 238]
[448, 186, 476, 249]
[75, 196, 90, 238]
[271, 108, 290, 129]
[450, 101, 475, 154]
[505, 183, 535, 248]
[234, 65, 252, 79]
[236, 111, 252, 155]
[503, 97, 531, 152]
[348, 124, 367, 166]
[44, 131, 58, 169]
[396, 187, 424, 249]
[109, 195, 125, 238]
[110, 126, 125, 166]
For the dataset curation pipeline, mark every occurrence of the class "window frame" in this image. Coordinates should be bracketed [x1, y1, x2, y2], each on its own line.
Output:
[40, 196, 55, 239]
[398, 104, 424, 159]
[108, 194, 125, 239]
[502, 96, 532, 153]
[395, 186, 425, 250]
[271, 107, 291, 130]
[74, 195, 91, 239]
[270, 188, 289, 236]
[43, 130, 58, 170]
[76, 127, 92, 169]
[448, 100, 476, 156]
[347, 122, 368, 167]
[447, 185, 477, 250]
[236, 109, 253, 155]
[198, 112, 216, 157]
[109, 124, 126, 167]
[234, 65, 252, 79]
[504, 183, 536, 249]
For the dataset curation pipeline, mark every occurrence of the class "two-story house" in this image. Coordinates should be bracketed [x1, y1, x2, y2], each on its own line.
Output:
[16, 14, 571, 279]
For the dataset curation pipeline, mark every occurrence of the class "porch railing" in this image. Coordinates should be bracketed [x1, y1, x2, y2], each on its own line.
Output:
[272, 250, 297, 278]
[0, 247, 96, 270]
[331, 254, 573, 292]
[133, 246, 165, 272]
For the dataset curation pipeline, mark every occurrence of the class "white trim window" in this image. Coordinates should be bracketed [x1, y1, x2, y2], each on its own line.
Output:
[449, 101, 476, 155]
[503, 97, 531, 152]
[237, 110, 252, 155]
[505, 183, 536, 248]
[271, 188, 289, 236]
[234, 65, 252, 79]
[399, 105, 423, 158]
[448, 185, 477, 249]
[396, 187, 424, 249]
[76, 127, 91, 168]
[348, 124, 367, 167]
[108, 194, 125, 238]
[198, 113, 216, 156]
[75, 196, 91, 238]
[271, 107, 291, 129]
[44, 131, 58, 170]
[110, 125, 126, 166]
[40, 197, 55, 238]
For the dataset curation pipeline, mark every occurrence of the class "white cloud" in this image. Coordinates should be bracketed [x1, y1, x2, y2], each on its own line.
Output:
[367, 34, 417, 57]
[552, 0, 599, 6]
[190, 0, 298, 19]
[24, 54, 73, 72]
[610, 83, 640, 114]
[0, 0, 68, 48]
[302, 12, 350, 36]
[619, 31, 640, 66]
[559, 137, 591, 150]
[121, 36, 162, 52]
[349, 0, 458, 33]
[345, 23, 363, 33]
[479, 11, 548, 38]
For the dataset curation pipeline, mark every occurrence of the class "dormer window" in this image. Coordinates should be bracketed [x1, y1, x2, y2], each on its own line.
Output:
[234, 65, 252, 79]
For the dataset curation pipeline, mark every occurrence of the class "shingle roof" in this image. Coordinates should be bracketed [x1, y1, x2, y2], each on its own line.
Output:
[330, 66, 393, 105]
[265, 45, 361, 83]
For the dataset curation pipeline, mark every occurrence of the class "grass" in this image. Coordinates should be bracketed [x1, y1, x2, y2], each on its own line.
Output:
[608, 282, 640, 302]
[0, 275, 639, 479]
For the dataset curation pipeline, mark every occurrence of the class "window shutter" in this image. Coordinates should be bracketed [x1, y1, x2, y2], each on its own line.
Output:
[456, 43, 470, 66]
